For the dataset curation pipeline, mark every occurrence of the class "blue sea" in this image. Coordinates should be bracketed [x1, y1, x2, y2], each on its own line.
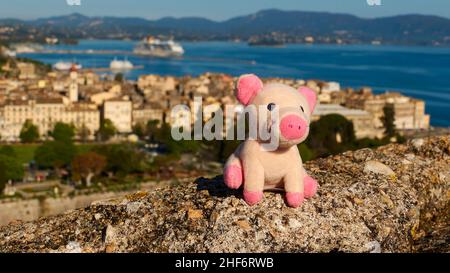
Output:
[20, 40, 450, 127]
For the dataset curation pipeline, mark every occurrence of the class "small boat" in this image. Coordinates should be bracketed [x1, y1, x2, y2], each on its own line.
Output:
[53, 61, 82, 71]
[110, 58, 134, 71]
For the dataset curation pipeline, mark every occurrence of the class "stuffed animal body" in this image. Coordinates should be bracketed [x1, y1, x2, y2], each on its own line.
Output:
[224, 74, 319, 207]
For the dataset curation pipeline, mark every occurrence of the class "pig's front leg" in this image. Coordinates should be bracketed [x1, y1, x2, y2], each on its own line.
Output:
[284, 165, 305, 208]
[302, 166, 319, 199]
[241, 156, 265, 206]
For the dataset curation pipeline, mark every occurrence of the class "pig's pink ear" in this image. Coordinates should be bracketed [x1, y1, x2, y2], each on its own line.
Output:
[298, 87, 317, 113]
[236, 74, 263, 106]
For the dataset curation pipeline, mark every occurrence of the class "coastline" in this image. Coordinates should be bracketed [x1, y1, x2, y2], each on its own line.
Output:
[13, 40, 450, 127]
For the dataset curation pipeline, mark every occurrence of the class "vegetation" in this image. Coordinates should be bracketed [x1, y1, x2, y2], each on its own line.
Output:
[0, 144, 95, 165]
[92, 143, 148, 177]
[77, 124, 91, 143]
[71, 152, 107, 187]
[114, 73, 124, 83]
[201, 113, 247, 163]
[34, 122, 78, 171]
[97, 119, 117, 141]
[19, 120, 40, 143]
[203, 138, 240, 163]
[134, 120, 201, 157]
[0, 147, 24, 192]
[298, 113, 398, 161]
[0, 54, 7, 74]
[298, 143, 314, 162]
[307, 114, 356, 158]
[132, 123, 146, 139]
[0, 112, 404, 189]
[15, 57, 51, 74]
[0, 155, 23, 181]
[0, 167, 6, 193]
[0, 146, 16, 158]
[34, 140, 77, 170]
[155, 123, 201, 156]
[144, 120, 160, 141]
[50, 122, 75, 142]
[383, 106, 396, 138]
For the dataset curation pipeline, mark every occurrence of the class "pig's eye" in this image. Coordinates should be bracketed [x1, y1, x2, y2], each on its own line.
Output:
[300, 106, 305, 113]
[267, 103, 276, 111]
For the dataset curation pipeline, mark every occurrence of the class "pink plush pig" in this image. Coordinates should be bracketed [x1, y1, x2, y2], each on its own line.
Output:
[224, 74, 319, 208]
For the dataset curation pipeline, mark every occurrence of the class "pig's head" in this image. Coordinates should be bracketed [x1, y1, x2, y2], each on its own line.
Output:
[236, 74, 317, 148]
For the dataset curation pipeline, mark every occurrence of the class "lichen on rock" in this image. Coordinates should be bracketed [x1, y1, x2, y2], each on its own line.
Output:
[0, 135, 448, 253]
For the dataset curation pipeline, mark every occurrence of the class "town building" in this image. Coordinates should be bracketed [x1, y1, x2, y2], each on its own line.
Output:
[17, 62, 36, 80]
[312, 104, 384, 139]
[345, 89, 430, 130]
[0, 98, 100, 141]
[103, 98, 132, 133]
[0, 69, 432, 143]
[132, 102, 164, 126]
[68, 66, 79, 102]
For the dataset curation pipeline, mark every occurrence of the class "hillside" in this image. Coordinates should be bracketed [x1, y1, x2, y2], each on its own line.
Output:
[0, 135, 448, 253]
[1, 9, 449, 45]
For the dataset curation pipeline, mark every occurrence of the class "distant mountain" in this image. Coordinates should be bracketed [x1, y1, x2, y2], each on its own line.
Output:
[1, 9, 449, 45]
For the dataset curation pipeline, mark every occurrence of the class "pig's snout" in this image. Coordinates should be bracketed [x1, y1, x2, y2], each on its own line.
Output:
[280, 115, 307, 140]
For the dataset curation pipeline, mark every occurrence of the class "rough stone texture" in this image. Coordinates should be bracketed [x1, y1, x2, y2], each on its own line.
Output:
[0, 136, 448, 253]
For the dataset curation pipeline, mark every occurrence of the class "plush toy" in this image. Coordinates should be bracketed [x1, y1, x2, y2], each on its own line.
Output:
[224, 74, 319, 208]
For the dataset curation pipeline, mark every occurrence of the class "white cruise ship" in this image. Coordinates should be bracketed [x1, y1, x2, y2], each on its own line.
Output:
[133, 36, 184, 57]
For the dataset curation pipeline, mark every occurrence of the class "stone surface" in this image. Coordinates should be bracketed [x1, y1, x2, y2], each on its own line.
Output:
[0, 136, 448, 253]
[363, 160, 396, 176]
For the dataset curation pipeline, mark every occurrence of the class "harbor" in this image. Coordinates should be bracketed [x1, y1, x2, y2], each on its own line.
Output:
[81, 65, 144, 73]
[10, 40, 450, 127]
[32, 49, 132, 55]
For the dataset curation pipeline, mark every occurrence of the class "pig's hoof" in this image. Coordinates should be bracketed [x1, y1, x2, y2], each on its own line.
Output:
[243, 190, 263, 206]
[304, 176, 318, 198]
[224, 165, 243, 189]
[286, 192, 304, 208]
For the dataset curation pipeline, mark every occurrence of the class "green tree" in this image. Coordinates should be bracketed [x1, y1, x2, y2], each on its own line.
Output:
[0, 55, 7, 75]
[19, 120, 39, 143]
[77, 124, 91, 143]
[154, 123, 200, 156]
[35, 141, 77, 170]
[298, 143, 314, 162]
[0, 154, 24, 187]
[92, 144, 147, 176]
[132, 123, 145, 139]
[97, 119, 117, 141]
[382, 105, 396, 138]
[307, 114, 356, 157]
[145, 120, 160, 141]
[50, 122, 75, 142]
[0, 163, 6, 193]
[114, 73, 124, 83]
[201, 113, 247, 163]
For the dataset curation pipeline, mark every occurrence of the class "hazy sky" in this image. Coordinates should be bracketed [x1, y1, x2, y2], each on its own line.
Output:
[1, 0, 449, 20]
